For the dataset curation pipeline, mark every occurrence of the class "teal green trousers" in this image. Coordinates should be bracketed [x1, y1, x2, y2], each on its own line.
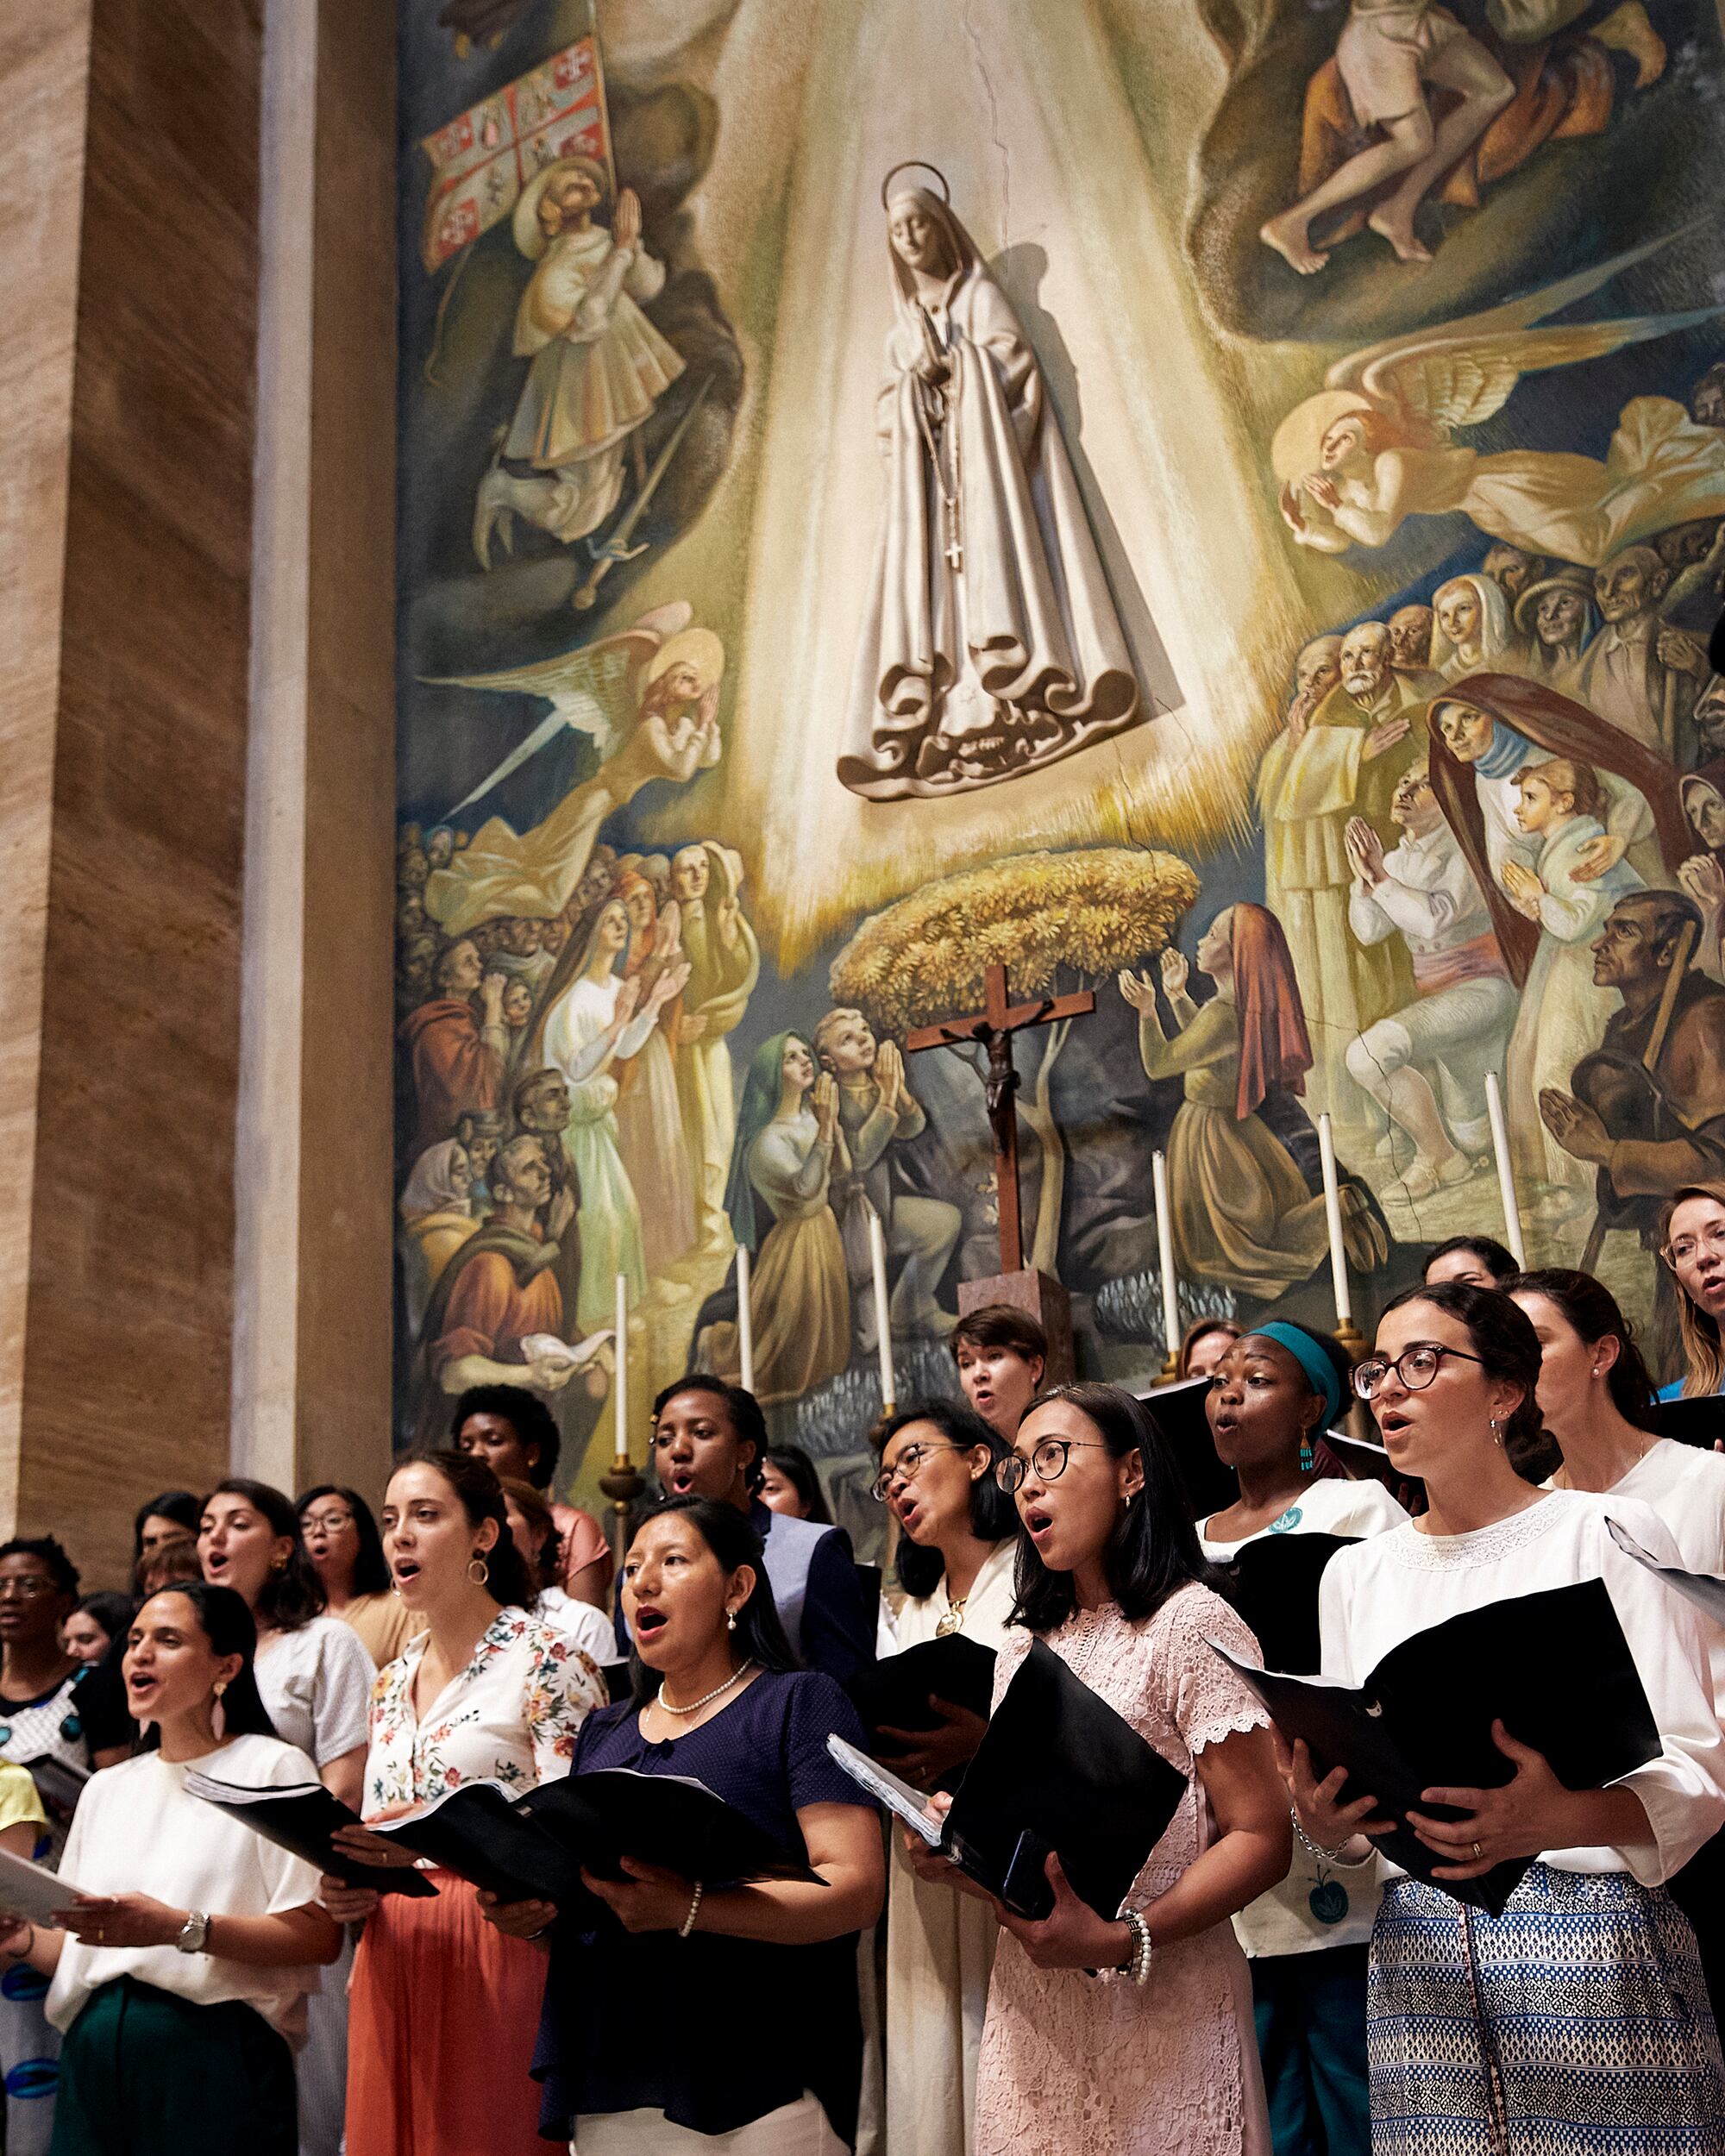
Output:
[50, 1977, 296, 2156]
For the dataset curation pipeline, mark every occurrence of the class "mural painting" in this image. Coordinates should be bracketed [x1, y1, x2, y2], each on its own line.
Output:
[393, 0, 1725, 1561]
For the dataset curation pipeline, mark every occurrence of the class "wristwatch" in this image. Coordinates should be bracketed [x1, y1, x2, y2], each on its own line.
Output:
[175, 1910, 211, 1956]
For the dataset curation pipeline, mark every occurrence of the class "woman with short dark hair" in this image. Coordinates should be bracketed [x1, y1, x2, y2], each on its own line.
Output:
[1421, 1234, 1517, 1289]
[451, 1382, 612, 1608]
[760, 1446, 834, 1525]
[332, 1450, 605, 2156]
[0, 1582, 340, 2156]
[486, 1496, 883, 2151]
[950, 1305, 1048, 1440]
[913, 1382, 1290, 2155]
[873, 1398, 1019, 2156]
[132, 1495, 201, 1589]
[499, 1475, 618, 1670]
[1290, 1281, 1725, 2153]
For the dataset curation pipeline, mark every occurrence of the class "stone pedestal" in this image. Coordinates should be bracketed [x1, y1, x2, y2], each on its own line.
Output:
[957, 1269, 1075, 1383]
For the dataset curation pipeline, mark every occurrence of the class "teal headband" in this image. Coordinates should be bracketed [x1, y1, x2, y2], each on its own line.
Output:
[1251, 1322, 1343, 1431]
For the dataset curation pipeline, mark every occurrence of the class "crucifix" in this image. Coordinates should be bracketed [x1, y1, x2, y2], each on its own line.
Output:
[906, 962, 1096, 1275]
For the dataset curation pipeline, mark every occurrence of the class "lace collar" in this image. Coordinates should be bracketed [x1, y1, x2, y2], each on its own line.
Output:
[1381, 1491, 1571, 1571]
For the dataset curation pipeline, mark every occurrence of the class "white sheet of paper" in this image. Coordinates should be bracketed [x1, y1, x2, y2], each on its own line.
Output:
[1606, 1515, 1725, 1628]
[0, 1848, 86, 1924]
[826, 1734, 944, 1845]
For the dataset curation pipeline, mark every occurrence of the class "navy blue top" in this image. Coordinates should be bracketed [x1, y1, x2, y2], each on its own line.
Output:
[532, 1667, 875, 2144]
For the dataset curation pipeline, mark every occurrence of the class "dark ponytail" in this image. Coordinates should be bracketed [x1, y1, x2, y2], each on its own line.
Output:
[132, 1581, 278, 1749]
[1380, 1280, 1558, 1482]
[1507, 1268, 1660, 1434]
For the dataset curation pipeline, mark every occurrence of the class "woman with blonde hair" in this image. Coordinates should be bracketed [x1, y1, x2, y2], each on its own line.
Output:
[1657, 1182, 1725, 1399]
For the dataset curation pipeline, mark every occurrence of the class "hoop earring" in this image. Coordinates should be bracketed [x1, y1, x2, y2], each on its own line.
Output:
[467, 1555, 490, 1587]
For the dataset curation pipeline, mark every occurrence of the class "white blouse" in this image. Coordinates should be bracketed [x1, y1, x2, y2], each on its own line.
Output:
[1198, 1473, 1409, 1560]
[1318, 1489, 1725, 1885]
[533, 1587, 619, 1671]
[1592, 1441, 1725, 1702]
[1201, 1476, 1408, 1958]
[46, 1734, 326, 2042]
[254, 1616, 374, 1767]
[362, 1606, 604, 1820]
[891, 1539, 1019, 1653]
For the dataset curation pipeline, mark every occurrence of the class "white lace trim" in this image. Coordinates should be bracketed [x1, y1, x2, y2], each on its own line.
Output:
[1381, 1491, 1570, 1571]
[1189, 1702, 1271, 1752]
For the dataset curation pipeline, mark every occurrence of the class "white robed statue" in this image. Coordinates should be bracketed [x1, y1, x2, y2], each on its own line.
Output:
[838, 165, 1142, 801]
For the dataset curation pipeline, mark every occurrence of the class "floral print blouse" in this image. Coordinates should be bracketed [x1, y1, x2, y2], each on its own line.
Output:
[361, 1605, 604, 1820]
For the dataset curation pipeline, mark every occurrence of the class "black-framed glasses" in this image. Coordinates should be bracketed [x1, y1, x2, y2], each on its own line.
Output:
[869, 1441, 963, 1505]
[1352, 1344, 1487, 1401]
[994, 1438, 1111, 1495]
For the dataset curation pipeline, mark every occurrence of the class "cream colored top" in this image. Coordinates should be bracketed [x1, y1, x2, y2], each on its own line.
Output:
[46, 1735, 326, 2043]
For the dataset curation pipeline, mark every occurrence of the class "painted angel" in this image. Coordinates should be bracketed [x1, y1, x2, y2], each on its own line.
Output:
[422, 605, 725, 937]
[1272, 240, 1725, 567]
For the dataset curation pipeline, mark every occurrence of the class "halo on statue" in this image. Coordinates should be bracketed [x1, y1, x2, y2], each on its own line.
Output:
[880, 160, 951, 210]
[647, 626, 726, 694]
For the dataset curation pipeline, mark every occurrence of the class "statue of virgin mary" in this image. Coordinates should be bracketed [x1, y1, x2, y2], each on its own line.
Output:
[837, 171, 1143, 800]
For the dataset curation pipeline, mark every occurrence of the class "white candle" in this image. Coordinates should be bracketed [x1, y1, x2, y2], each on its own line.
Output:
[1484, 1070, 1526, 1267]
[1151, 1150, 1180, 1359]
[736, 1243, 756, 1394]
[1316, 1112, 1352, 1328]
[613, 1272, 629, 1463]
[867, 1205, 896, 1412]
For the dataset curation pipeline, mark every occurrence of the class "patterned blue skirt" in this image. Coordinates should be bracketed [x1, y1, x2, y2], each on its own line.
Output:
[1369, 1865, 1725, 2156]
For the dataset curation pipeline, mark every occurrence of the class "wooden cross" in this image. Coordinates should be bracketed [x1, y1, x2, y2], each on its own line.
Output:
[906, 962, 1096, 1275]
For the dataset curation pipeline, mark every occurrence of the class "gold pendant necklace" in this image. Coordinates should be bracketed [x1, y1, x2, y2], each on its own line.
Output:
[935, 1595, 969, 1639]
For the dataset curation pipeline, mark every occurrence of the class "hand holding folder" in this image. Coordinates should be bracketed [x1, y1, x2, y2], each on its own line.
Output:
[184, 1775, 437, 1898]
[831, 1637, 1187, 1923]
[1212, 1577, 1661, 1914]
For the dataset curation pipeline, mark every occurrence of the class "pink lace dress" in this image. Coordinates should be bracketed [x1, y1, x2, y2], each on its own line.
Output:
[972, 1587, 1275, 2156]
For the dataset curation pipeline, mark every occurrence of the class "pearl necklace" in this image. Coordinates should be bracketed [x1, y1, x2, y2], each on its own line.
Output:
[657, 1658, 756, 1717]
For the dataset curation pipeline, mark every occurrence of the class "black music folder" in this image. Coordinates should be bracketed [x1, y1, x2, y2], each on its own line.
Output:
[184, 1774, 437, 1898]
[1139, 1376, 1237, 1518]
[1222, 1532, 1359, 1677]
[1212, 1577, 1660, 1915]
[1607, 1515, 1725, 1628]
[831, 1636, 1186, 1923]
[850, 1634, 998, 1749]
[1653, 1395, 1725, 1453]
[367, 1768, 819, 1915]
[1321, 1430, 1424, 1508]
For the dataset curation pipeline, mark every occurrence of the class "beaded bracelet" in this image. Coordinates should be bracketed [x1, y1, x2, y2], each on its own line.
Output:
[679, 1881, 705, 1939]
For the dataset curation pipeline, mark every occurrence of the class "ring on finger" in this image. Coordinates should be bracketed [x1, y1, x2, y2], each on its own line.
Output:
[1471, 1841, 1483, 1861]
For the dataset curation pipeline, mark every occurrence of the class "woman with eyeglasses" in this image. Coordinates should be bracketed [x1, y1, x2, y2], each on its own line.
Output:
[909, 1381, 1289, 2156]
[1654, 1183, 1725, 1399]
[297, 1486, 421, 1669]
[1198, 1326, 1406, 2156]
[871, 1399, 1020, 2156]
[1287, 1282, 1725, 2154]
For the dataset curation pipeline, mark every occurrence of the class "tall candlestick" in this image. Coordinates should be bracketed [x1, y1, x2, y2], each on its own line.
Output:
[1151, 1150, 1180, 1372]
[736, 1243, 756, 1395]
[613, 1272, 629, 1462]
[1316, 1112, 1352, 1328]
[1484, 1070, 1526, 1267]
[866, 1205, 896, 1413]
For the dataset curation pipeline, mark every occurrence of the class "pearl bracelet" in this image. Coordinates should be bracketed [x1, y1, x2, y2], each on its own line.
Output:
[679, 1881, 705, 1939]
[1117, 1908, 1153, 1985]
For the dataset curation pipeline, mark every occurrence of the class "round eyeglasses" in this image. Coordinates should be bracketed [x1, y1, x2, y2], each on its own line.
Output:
[1351, 1344, 1486, 1400]
[1659, 1221, 1725, 1273]
[994, 1437, 1111, 1495]
[869, 1440, 963, 1505]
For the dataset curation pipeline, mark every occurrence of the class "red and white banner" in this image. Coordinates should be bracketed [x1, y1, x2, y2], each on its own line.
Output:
[418, 35, 612, 274]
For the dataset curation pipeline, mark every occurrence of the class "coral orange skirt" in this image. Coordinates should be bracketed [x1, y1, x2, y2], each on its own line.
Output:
[346, 1870, 549, 2156]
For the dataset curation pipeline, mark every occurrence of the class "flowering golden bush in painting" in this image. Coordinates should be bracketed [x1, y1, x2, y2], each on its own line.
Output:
[828, 847, 1200, 1031]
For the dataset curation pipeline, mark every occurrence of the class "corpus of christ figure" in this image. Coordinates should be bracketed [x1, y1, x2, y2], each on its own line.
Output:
[906, 962, 1096, 1275]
